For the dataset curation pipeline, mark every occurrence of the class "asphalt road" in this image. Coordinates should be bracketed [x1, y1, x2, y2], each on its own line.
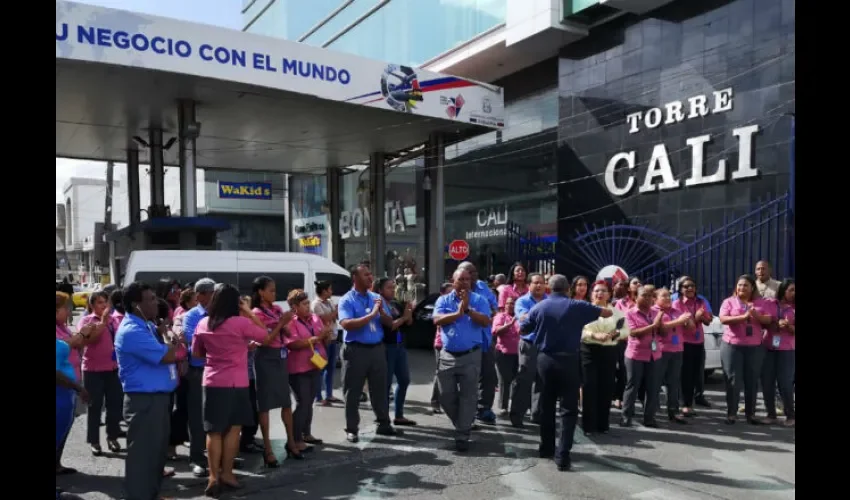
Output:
[56, 323, 795, 500]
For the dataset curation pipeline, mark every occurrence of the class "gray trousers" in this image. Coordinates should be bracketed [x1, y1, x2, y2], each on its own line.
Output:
[290, 371, 319, 439]
[83, 369, 123, 445]
[185, 367, 207, 464]
[123, 392, 171, 500]
[761, 349, 795, 419]
[431, 349, 441, 404]
[341, 343, 390, 433]
[478, 347, 497, 411]
[437, 349, 481, 440]
[509, 340, 540, 420]
[657, 351, 683, 416]
[623, 357, 660, 422]
[720, 342, 764, 417]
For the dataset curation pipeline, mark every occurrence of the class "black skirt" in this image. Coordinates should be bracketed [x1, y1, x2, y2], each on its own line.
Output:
[202, 386, 254, 433]
[254, 346, 292, 411]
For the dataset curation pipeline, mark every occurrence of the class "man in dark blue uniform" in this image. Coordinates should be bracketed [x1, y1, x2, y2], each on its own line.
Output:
[522, 274, 612, 471]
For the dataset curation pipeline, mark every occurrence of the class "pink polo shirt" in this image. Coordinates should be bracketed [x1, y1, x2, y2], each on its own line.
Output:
[492, 312, 520, 355]
[625, 307, 662, 362]
[763, 300, 795, 351]
[285, 315, 327, 375]
[253, 305, 287, 349]
[719, 297, 771, 346]
[173, 306, 186, 319]
[79, 313, 118, 372]
[56, 322, 82, 381]
[498, 284, 529, 309]
[615, 297, 636, 313]
[654, 306, 685, 353]
[192, 316, 268, 388]
[672, 297, 709, 344]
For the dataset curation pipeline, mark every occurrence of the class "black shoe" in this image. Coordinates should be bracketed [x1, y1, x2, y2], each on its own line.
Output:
[619, 417, 632, 427]
[346, 431, 359, 443]
[643, 420, 659, 428]
[285, 444, 305, 460]
[556, 458, 572, 471]
[376, 425, 399, 436]
[509, 416, 525, 428]
[695, 397, 712, 408]
[669, 414, 687, 424]
[455, 439, 470, 452]
[191, 463, 209, 478]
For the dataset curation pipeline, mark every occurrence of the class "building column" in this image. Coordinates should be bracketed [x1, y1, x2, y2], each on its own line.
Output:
[148, 127, 166, 215]
[326, 167, 343, 265]
[178, 100, 198, 218]
[426, 133, 445, 289]
[368, 152, 386, 277]
[127, 147, 141, 226]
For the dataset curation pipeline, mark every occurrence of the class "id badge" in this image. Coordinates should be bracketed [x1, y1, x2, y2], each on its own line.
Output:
[168, 364, 177, 380]
[671, 335, 680, 346]
[745, 325, 753, 337]
[370, 322, 377, 332]
[280, 348, 288, 359]
[772, 335, 781, 349]
[650, 340, 658, 352]
[694, 331, 700, 341]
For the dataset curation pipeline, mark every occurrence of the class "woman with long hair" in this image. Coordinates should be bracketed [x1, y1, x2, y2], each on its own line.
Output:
[672, 277, 713, 417]
[611, 278, 635, 410]
[191, 284, 280, 496]
[492, 296, 521, 417]
[78, 291, 123, 455]
[568, 276, 590, 302]
[287, 289, 333, 451]
[374, 277, 416, 425]
[312, 280, 342, 406]
[761, 278, 795, 427]
[581, 280, 628, 435]
[718, 274, 773, 425]
[653, 288, 693, 424]
[250, 276, 302, 467]
[498, 262, 529, 309]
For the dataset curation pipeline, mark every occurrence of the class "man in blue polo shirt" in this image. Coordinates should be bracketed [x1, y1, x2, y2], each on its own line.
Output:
[457, 262, 499, 424]
[338, 264, 398, 443]
[522, 275, 611, 471]
[181, 278, 216, 477]
[115, 282, 181, 500]
[434, 268, 492, 451]
[510, 272, 548, 427]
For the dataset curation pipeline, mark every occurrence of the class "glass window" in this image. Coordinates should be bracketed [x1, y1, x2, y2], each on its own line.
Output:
[134, 271, 305, 300]
[315, 272, 352, 295]
[501, 87, 559, 142]
[245, 0, 345, 40]
[302, 0, 381, 45]
[329, 0, 507, 65]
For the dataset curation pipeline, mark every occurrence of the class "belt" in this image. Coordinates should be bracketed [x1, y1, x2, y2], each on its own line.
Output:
[543, 351, 579, 357]
[124, 391, 172, 396]
[345, 341, 381, 348]
[444, 345, 481, 357]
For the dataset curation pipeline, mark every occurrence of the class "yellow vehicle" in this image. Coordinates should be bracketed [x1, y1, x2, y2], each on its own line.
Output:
[72, 284, 101, 310]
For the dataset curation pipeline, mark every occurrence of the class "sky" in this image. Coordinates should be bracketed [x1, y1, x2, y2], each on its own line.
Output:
[55, 0, 241, 203]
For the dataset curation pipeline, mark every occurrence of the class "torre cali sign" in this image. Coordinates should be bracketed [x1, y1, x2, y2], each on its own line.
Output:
[604, 88, 759, 196]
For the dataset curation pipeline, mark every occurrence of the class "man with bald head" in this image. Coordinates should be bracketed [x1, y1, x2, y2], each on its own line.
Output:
[754, 261, 780, 299]
[457, 261, 500, 425]
[522, 274, 612, 471]
[433, 268, 493, 451]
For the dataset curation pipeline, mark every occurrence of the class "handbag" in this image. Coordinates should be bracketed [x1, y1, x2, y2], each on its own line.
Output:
[310, 348, 328, 370]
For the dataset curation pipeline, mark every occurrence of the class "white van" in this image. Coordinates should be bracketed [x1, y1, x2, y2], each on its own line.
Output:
[122, 250, 351, 309]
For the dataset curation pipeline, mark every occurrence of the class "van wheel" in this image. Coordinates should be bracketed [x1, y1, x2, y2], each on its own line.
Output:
[704, 369, 715, 382]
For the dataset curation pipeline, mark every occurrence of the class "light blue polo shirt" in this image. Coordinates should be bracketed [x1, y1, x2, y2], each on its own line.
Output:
[115, 313, 178, 394]
[516, 292, 548, 342]
[435, 290, 491, 353]
[182, 303, 207, 368]
[339, 288, 389, 344]
[472, 280, 498, 350]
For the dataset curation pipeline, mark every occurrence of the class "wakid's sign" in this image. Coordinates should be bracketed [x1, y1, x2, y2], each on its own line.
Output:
[604, 88, 760, 196]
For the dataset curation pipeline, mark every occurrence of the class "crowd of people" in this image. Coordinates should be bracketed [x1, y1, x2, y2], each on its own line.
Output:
[55, 258, 794, 498]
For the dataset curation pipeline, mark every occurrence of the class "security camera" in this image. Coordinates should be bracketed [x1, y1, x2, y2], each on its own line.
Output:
[185, 121, 201, 139]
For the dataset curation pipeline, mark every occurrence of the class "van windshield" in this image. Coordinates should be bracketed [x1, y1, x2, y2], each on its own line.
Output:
[133, 271, 305, 302]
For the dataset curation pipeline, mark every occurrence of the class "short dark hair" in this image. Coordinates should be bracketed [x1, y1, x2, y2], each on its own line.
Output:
[251, 276, 275, 312]
[109, 289, 125, 314]
[207, 284, 242, 331]
[373, 277, 393, 294]
[87, 290, 109, 309]
[777, 278, 795, 304]
[123, 281, 153, 313]
[315, 280, 331, 296]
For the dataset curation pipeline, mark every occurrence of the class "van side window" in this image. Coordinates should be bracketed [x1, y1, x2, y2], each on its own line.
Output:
[132, 272, 305, 302]
[315, 273, 352, 295]
[236, 273, 304, 301]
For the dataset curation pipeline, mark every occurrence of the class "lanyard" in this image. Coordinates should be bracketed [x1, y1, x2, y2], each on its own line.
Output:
[298, 317, 315, 336]
[736, 297, 751, 311]
[637, 310, 655, 337]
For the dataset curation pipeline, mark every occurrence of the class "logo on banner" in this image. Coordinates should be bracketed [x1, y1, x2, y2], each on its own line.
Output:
[380, 64, 423, 113]
[597, 265, 629, 284]
[442, 94, 465, 119]
[481, 98, 492, 114]
[218, 181, 272, 200]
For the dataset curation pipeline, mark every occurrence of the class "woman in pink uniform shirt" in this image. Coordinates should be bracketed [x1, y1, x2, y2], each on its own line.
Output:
[718, 274, 774, 425]
[498, 262, 529, 309]
[653, 288, 693, 424]
[761, 278, 795, 427]
[622, 285, 664, 428]
[286, 289, 332, 452]
[672, 278, 712, 417]
[492, 296, 521, 416]
[612, 278, 638, 409]
[191, 284, 280, 496]
[79, 291, 124, 455]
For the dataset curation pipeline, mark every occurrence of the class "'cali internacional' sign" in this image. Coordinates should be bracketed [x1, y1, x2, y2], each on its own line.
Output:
[218, 182, 272, 200]
[55, 1, 504, 127]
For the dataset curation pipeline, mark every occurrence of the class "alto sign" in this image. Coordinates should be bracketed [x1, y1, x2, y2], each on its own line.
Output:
[605, 88, 759, 197]
[448, 240, 470, 261]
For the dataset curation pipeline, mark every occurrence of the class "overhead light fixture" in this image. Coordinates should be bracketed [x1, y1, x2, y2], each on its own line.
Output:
[132, 136, 149, 148]
[164, 137, 177, 150]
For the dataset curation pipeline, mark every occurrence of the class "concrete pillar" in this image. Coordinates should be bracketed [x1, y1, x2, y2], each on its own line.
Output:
[426, 133, 445, 290]
[178, 100, 198, 218]
[127, 147, 141, 226]
[148, 127, 165, 213]
[326, 167, 343, 265]
[368, 152, 386, 278]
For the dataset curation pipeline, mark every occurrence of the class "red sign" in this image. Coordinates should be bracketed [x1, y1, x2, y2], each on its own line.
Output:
[448, 240, 470, 261]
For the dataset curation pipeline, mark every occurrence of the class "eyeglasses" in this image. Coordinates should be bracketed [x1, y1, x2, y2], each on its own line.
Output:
[683, 284, 696, 289]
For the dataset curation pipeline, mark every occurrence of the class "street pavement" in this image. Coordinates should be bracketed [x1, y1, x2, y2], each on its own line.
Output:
[57, 324, 795, 500]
